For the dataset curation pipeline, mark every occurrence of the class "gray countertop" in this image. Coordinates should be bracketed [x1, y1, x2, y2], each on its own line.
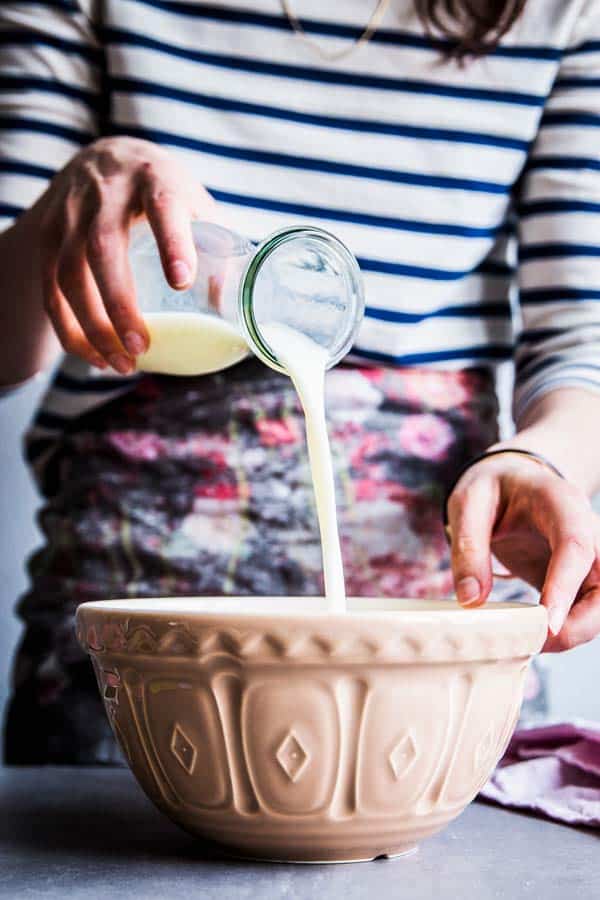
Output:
[1, 766, 598, 899]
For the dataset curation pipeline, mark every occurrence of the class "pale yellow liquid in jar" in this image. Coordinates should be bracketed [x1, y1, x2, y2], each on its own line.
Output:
[261, 323, 346, 613]
[137, 312, 249, 376]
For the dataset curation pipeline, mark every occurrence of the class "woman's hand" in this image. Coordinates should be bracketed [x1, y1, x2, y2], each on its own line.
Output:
[36, 136, 215, 373]
[447, 451, 600, 652]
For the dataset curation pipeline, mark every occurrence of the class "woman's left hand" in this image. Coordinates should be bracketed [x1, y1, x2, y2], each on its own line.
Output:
[446, 452, 600, 651]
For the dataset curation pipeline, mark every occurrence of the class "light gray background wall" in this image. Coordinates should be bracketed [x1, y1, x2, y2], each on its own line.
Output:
[1, 377, 48, 734]
[1, 378, 599, 742]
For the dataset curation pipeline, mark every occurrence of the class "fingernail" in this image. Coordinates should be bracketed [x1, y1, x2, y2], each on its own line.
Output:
[169, 260, 191, 288]
[91, 355, 107, 369]
[457, 576, 481, 606]
[124, 331, 146, 355]
[547, 605, 566, 636]
[108, 353, 133, 375]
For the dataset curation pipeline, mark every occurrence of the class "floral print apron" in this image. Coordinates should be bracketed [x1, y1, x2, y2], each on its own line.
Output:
[5, 360, 545, 764]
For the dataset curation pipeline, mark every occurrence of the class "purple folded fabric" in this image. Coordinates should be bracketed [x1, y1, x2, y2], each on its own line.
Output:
[480, 722, 600, 826]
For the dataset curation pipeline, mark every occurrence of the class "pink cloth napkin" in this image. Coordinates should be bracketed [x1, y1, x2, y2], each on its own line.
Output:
[480, 722, 600, 826]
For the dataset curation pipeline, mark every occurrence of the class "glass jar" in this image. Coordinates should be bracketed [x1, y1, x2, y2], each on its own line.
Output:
[129, 221, 364, 377]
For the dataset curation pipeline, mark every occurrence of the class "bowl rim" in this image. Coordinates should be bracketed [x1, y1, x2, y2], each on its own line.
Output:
[75, 595, 543, 619]
[75, 597, 547, 663]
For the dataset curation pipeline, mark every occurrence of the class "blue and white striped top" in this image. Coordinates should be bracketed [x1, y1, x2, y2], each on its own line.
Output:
[2, 0, 600, 466]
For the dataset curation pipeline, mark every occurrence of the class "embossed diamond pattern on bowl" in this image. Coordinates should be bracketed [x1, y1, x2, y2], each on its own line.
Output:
[170, 723, 197, 776]
[276, 731, 310, 783]
[389, 732, 418, 781]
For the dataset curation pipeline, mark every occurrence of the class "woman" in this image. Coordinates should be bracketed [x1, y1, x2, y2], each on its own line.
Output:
[2, 0, 600, 763]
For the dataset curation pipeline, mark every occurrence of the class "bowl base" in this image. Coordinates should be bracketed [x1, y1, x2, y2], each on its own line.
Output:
[225, 844, 419, 865]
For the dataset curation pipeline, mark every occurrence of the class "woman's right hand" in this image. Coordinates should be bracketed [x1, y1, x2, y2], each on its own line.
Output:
[37, 137, 215, 373]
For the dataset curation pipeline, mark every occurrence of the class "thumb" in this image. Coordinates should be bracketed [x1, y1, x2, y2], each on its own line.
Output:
[447, 475, 496, 607]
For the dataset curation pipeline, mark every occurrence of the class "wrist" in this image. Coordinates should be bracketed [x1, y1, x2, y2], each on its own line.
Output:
[487, 430, 587, 493]
[0, 192, 59, 388]
[510, 387, 600, 495]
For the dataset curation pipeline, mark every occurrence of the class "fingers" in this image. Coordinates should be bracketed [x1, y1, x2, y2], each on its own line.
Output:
[43, 183, 148, 368]
[57, 234, 137, 373]
[39, 139, 210, 369]
[543, 581, 600, 652]
[85, 210, 149, 359]
[541, 533, 595, 636]
[447, 474, 498, 607]
[536, 491, 595, 636]
[542, 513, 600, 650]
[446, 453, 600, 647]
[41, 256, 107, 370]
[40, 223, 108, 369]
[142, 177, 197, 289]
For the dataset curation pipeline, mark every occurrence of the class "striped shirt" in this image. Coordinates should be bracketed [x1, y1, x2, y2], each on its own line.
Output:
[2, 0, 600, 473]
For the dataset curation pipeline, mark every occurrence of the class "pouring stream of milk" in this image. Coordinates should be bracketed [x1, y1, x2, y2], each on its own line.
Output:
[260, 323, 346, 613]
[137, 312, 347, 612]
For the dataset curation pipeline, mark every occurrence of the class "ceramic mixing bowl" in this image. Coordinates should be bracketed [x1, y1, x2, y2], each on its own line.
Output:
[76, 596, 546, 863]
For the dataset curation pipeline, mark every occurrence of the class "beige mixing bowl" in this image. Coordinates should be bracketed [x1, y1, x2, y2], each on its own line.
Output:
[76, 596, 546, 863]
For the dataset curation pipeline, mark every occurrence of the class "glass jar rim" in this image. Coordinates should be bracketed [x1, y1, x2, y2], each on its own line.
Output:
[238, 225, 364, 374]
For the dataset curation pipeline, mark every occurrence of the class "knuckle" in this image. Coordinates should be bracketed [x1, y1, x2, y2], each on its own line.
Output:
[87, 221, 116, 262]
[78, 163, 106, 204]
[88, 142, 125, 179]
[104, 295, 131, 322]
[146, 184, 177, 213]
[563, 481, 588, 504]
[104, 293, 137, 337]
[562, 532, 594, 562]
[140, 147, 174, 178]
[554, 627, 577, 653]
[553, 480, 592, 514]
[140, 160, 160, 182]
[447, 472, 492, 518]
[162, 233, 186, 260]
[86, 326, 113, 351]
[454, 532, 480, 556]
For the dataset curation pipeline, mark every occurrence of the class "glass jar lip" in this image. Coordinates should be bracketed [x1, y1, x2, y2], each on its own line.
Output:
[238, 225, 365, 374]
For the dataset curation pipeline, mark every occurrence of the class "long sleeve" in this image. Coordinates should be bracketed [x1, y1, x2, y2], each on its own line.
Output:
[514, 0, 600, 421]
[0, 0, 103, 232]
